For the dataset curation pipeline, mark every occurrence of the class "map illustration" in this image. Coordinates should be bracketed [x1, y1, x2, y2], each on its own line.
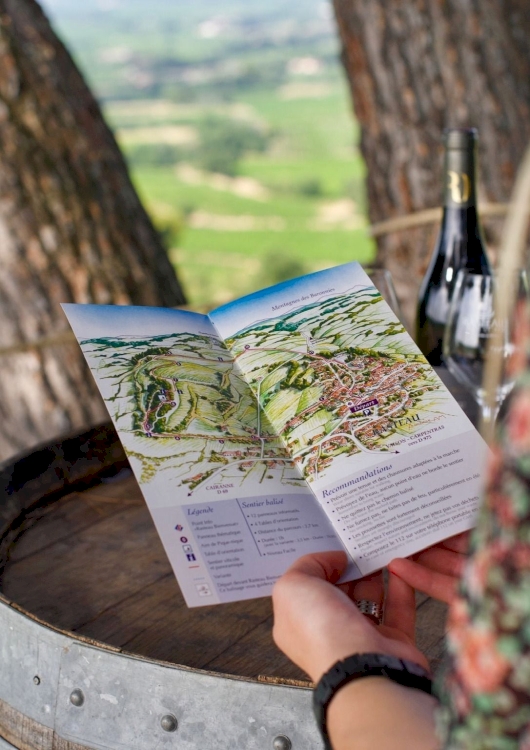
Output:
[67, 262, 456, 495]
[64, 265, 484, 607]
[79, 331, 304, 495]
[223, 287, 451, 482]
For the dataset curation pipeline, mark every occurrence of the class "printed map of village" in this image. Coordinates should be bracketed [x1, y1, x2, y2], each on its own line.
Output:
[80, 285, 452, 493]
[80, 331, 303, 495]
[226, 286, 452, 482]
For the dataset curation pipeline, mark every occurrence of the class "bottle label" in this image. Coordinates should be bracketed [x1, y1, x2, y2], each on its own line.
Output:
[444, 149, 476, 209]
[447, 170, 470, 204]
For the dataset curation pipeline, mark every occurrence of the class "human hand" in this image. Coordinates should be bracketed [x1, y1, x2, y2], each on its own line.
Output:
[388, 531, 469, 604]
[272, 550, 429, 683]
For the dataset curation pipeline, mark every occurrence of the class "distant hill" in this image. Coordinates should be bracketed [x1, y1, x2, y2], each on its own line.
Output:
[41, 0, 331, 24]
[37, 0, 373, 308]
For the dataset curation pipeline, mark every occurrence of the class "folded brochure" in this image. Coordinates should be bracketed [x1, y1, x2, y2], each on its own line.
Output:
[63, 262, 487, 607]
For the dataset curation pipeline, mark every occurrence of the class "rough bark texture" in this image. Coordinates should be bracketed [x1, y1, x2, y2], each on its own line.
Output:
[332, 0, 530, 324]
[0, 0, 186, 461]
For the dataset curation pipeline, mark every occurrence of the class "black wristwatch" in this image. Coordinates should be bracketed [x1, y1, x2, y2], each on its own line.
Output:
[313, 653, 432, 749]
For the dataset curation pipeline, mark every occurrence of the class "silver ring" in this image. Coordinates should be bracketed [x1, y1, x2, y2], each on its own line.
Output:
[355, 599, 383, 624]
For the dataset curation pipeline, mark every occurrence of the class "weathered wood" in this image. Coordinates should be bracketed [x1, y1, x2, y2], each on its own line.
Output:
[0, 0, 186, 463]
[201, 612, 307, 682]
[9, 476, 137, 562]
[2, 471, 446, 678]
[103, 578, 277, 671]
[0, 697, 54, 750]
[0, 425, 449, 748]
[4, 503, 174, 632]
[2, 483, 301, 677]
[0, 423, 128, 579]
[332, 0, 530, 325]
[0, 697, 97, 750]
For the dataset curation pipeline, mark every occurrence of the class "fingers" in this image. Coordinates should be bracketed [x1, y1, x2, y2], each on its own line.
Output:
[384, 571, 416, 642]
[383, 573, 431, 672]
[272, 553, 431, 680]
[272, 551, 380, 681]
[280, 550, 349, 585]
[399, 536, 466, 604]
[388, 558, 457, 604]
[436, 531, 470, 554]
[338, 570, 384, 608]
[410, 546, 466, 578]
[282, 553, 384, 612]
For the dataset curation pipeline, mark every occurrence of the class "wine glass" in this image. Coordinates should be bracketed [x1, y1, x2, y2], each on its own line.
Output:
[363, 267, 406, 326]
[443, 270, 526, 424]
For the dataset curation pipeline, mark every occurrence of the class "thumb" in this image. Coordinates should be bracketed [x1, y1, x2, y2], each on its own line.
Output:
[280, 550, 349, 584]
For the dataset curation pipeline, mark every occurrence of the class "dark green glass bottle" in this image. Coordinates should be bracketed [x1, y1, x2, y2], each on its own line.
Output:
[416, 128, 491, 366]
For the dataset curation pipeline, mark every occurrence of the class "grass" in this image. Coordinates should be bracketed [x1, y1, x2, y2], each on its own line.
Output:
[170, 228, 373, 309]
[45, 0, 375, 313]
[124, 80, 374, 310]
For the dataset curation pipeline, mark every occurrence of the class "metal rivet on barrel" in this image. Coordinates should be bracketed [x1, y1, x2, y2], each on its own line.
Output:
[70, 689, 85, 707]
[273, 736, 292, 750]
[160, 714, 178, 733]
[33, 675, 41, 685]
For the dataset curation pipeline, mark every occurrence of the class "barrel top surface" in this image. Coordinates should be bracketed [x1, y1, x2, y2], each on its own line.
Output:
[0, 425, 448, 682]
[1, 471, 308, 681]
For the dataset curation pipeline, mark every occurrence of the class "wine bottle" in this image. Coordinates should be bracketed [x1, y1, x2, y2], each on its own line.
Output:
[416, 128, 491, 366]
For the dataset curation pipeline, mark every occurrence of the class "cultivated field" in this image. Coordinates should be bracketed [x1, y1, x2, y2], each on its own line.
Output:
[44, 0, 375, 309]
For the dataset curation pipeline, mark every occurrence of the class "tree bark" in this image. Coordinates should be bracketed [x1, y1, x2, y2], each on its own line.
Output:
[0, 0, 186, 461]
[332, 0, 530, 324]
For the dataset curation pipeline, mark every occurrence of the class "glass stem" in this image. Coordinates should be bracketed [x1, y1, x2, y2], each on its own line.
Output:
[479, 401, 499, 431]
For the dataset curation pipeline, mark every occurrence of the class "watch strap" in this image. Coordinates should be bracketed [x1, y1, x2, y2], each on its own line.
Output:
[313, 653, 432, 748]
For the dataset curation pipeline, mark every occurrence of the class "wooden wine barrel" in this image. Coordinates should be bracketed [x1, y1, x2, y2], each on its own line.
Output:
[0, 423, 448, 750]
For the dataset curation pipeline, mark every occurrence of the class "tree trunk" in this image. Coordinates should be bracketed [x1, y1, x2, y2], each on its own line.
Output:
[332, 0, 530, 325]
[0, 0, 186, 461]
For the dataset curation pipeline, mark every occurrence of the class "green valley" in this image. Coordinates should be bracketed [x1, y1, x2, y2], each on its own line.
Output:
[42, 0, 375, 309]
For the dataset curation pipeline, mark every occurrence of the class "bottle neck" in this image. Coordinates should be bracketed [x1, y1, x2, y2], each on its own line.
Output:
[443, 147, 477, 209]
[436, 206, 488, 273]
[440, 204, 480, 233]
